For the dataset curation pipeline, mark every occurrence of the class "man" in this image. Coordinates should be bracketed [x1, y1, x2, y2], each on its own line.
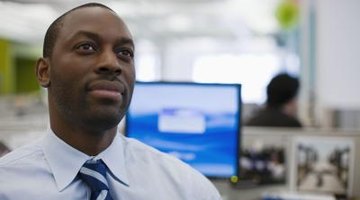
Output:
[0, 3, 221, 200]
[246, 73, 302, 127]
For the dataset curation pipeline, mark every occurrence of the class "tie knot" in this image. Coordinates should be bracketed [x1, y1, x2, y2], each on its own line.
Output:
[79, 159, 109, 192]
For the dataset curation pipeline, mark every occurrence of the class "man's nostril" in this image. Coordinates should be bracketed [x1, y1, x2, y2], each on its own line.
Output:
[98, 67, 110, 72]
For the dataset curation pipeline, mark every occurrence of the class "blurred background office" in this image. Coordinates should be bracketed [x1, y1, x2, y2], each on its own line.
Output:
[1, 0, 360, 199]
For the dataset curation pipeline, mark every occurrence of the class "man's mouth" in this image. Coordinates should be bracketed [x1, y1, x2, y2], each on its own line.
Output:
[87, 80, 125, 100]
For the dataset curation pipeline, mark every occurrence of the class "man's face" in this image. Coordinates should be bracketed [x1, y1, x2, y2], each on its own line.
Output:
[48, 7, 135, 130]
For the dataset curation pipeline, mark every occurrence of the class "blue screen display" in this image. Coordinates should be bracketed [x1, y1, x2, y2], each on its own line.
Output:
[126, 82, 241, 178]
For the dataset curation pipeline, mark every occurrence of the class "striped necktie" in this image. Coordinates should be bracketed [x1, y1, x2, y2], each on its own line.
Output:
[79, 159, 113, 200]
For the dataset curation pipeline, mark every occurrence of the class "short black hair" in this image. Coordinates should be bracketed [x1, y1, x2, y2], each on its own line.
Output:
[43, 3, 114, 58]
[266, 73, 299, 107]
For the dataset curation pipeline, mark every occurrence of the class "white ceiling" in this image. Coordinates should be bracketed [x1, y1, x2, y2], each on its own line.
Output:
[0, 0, 280, 45]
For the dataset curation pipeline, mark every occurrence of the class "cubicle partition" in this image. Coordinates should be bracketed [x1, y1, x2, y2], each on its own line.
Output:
[214, 127, 360, 200]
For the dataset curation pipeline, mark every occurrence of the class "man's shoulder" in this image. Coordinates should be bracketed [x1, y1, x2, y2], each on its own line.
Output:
[0, 140, 43, 168]
[246, 108, 302, 127]
[120, 136, 222, 199]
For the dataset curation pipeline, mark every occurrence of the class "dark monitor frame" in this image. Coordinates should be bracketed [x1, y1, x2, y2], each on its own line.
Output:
[125, 81, 242, 180]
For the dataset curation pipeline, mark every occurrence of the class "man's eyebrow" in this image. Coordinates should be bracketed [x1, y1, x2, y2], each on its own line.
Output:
[72, 30, 101, 41]
[71, 30, 135, 49]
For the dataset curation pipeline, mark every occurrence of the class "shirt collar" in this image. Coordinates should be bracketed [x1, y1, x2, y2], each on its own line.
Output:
[42, 129, 129, 191]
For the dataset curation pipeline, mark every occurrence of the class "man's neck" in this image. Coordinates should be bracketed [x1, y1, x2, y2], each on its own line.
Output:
[50, 117, 118, 156]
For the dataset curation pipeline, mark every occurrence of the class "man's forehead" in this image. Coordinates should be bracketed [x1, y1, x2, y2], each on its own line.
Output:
[58, 6, 132, 39]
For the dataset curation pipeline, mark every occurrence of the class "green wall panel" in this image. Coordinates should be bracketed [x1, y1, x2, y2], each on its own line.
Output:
[0, 39, 14, 94]
[15, 57, 39, 93]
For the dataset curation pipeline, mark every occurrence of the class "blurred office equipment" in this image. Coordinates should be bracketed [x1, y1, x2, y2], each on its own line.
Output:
[331, 109, 360, 130]
[215, 127, 360, 200]
[292, 136, 354, 196]
[239, 144, 286, 185]
[126, 82, 241, 179]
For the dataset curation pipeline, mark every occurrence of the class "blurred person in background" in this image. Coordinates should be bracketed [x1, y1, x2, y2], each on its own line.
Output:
[0, 141, 10, 157]
[246, 73, 302, 127]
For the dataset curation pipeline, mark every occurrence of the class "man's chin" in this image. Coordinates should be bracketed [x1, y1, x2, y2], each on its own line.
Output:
[84, 112, 122, 131]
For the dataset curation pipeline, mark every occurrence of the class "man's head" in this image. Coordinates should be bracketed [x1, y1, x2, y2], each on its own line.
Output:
[36, 3, 135, 133]
[266, 73, 299, 109]
[42, 3, 113, 58]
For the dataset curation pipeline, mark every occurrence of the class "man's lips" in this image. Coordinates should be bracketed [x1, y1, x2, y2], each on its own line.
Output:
[87, 81, 125, 100]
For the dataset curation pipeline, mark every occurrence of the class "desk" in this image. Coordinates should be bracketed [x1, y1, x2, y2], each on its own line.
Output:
[212, 180, 289, 200]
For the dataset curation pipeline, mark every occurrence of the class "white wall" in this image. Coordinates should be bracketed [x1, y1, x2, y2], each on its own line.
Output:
[316, 0, 360, 111]
[160, 38, 236, 81]
[300, 0, 360, 127]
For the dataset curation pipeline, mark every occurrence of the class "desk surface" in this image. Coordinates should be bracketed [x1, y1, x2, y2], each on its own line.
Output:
[212, 180, 289, 200]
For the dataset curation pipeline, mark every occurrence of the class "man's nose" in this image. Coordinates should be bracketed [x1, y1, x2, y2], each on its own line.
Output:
[95, 50, 121, 75]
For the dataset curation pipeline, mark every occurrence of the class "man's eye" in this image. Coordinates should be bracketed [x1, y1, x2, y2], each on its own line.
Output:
[117, 49, 134, 58]
[76, 43, 96, 52]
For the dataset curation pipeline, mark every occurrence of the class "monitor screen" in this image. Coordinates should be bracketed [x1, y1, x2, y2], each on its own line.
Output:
[125, 82, 241, 178]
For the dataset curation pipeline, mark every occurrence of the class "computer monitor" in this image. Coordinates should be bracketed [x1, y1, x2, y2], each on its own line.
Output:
[125, 81, 242, 178]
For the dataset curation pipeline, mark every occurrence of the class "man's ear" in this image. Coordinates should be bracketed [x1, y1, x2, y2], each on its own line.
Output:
[35, 58, 51, 88]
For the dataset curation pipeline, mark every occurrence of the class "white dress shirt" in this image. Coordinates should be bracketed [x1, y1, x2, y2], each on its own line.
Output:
[0, 129, 221, 200]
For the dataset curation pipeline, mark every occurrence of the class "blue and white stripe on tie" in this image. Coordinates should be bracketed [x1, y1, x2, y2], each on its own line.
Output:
[79, 159, 113, 200]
